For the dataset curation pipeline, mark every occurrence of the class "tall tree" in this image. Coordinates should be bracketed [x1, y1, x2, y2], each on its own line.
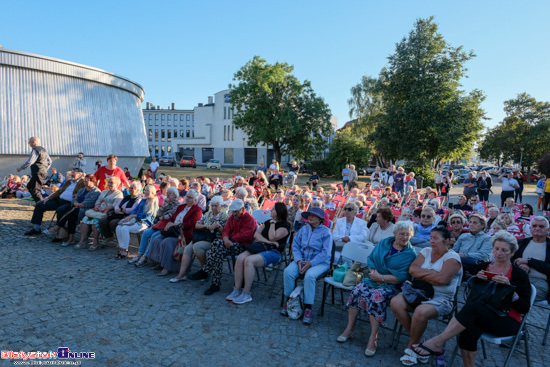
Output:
[479, 93, 550, 170]
[229, 56, 333, 162]
[326, 124, 371, 176]
[374, 17, 486, 167]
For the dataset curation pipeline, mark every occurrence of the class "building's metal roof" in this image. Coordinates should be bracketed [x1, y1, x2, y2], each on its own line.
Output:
[0, 48, 148, 157]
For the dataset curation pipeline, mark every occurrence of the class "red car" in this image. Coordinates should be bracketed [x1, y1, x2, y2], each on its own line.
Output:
[521, 172, 540, 182]
[179, 156, 197, 168]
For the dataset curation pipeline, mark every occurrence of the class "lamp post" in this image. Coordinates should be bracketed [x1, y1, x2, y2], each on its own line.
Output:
[242, 138, 246, 169]
[519, 147, 524, 170]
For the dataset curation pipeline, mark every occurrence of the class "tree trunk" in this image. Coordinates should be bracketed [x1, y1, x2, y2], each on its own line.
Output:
[273, 141, 282, 164]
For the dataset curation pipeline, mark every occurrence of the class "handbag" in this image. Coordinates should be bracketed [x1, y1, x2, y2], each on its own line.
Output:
[119, 218, 137, 226]
[161, 225, 180, 238]
[402, 279, 435, 308]
[536, 186, 544, 194]
[342, 261, 369, 287]
[333, 264, 348, 283]
[173, 236, 186, 261]
[192, 228, 216, 243]
[246, 241, 273, 254]
[152, 219, 170, 230]
[465, 276, 516, 317]
[85, 209, 107, 219]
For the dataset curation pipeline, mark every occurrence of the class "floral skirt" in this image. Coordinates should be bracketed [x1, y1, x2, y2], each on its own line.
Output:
[346, 282, 398, 327]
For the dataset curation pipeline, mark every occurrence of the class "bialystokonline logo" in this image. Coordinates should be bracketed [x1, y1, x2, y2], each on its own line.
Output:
[1, 348, 95, 360]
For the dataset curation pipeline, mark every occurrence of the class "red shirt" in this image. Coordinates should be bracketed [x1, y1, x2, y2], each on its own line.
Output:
[222, 211, 257, 245]
[94, 166, 129, 191]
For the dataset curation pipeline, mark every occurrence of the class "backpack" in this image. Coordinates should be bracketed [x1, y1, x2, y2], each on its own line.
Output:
[478, 178, 488, 189]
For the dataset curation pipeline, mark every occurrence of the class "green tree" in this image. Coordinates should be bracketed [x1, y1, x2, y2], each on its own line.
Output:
[229, 56, 333, 162]
[326, 126, 371, 176]
[373, 17, 486, 167]
[479, 93, 550, 171]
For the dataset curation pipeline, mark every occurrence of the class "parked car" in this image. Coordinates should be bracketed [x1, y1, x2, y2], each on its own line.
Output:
[522, 170, 540, 182]
[159, 156, 177, 167]
[179, 156, 197, 168]
[206, 159, 221, 170]
[456, 169, 474, 183]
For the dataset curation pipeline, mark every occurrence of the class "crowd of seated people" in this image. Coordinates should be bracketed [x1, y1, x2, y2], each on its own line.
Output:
[11, 159, 550, 366]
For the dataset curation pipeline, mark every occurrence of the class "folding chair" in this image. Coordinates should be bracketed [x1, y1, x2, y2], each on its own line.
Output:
[318, 242, 374, 316]
[528, 300, 550, 346]
[449, 284, 537, 367]
[252, 209, 272, 224]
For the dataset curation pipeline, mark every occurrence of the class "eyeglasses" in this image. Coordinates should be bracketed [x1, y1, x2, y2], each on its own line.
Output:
[343, 208, 354, 211]
[421, 215, 432, 218]
[451, 220, 462, 224]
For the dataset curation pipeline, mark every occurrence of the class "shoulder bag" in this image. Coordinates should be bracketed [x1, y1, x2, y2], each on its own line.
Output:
[465, 276, 516, 317]
[246, 241, 273, 254]
[342, 261, 369, 287]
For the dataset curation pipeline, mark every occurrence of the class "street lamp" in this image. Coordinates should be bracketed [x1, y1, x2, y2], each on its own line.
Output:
[242, 138, 246, 169]
[519, 147, 524, 169]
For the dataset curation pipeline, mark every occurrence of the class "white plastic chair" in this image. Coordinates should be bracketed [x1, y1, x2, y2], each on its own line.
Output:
[252, 209, 272, 225]
[449, 284, 537, 367]
[318, 242, 374, 316]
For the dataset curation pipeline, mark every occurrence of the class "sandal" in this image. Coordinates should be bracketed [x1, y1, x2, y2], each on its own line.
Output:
[400, 348, 418, 366]
[88, 245, 99, 251]
[115, 250, 128, 259]
[412, 343, 444, 358]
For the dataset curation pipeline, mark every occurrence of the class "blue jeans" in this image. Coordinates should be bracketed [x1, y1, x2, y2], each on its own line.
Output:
[284, 261, 329, 305]
[138, 228, 162, 255]
[342, 180, 349, 191]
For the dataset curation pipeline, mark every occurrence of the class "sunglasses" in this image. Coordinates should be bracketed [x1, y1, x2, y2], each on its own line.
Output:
[343, 208, 354, 211]
[421, 215, 432, 218]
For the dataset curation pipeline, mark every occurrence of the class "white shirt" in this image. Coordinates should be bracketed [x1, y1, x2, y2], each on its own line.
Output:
[502, 178, 518, 191]
[150, 161, 159, 172]
[60, 180, 79, 202]
[332, 217, 369, 242]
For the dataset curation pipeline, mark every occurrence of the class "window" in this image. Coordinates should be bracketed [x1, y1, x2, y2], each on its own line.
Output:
[161, 146, 165, 154]
[155, 119, 159, 126]
[161, 114, 165, 120]
[186, 130, 190, 138]
[187, 115, 190, 121]
[167, 119, 171, 126]
[155, 145, 159, 157]
[186, 120, 190, 127]
[154, 130, 159, 141]
[174, 129, 178, 138]
[244, 148, 257, 165]
[224, 107, 226, 120]
[224, 148, 234, 164]
[180, 120, 184, 127]
[167, 146, 172, 153]
[180, 129, 185, 138]
[202, 148, 214, 163]
[224, 126, 226, 141]
[232, 125, 234, 140]
[148, 129, 152, 141]
[228, 107, 231, 119]
[167, 130, 171, 142]
[161, 130, 165, 142]
[161, 119, 165, 126]
[155, 114, 159, 120]
[167, 114, 171, 121]
[192, 130, 194, 137]
[148, 145, 152, 156]
[180, 114, 184, 121]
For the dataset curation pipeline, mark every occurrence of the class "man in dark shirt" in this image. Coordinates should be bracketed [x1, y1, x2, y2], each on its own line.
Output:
[308, 171, 320, 190]
[17, 136, 52, 203]
[453, 195, 473, 211]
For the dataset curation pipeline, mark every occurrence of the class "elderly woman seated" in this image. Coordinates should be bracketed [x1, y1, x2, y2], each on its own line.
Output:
[128, 187, 181, 266]
[500, 197, 516, 214]
[367, 198, 391, 227]
[282, 207, 332, 325]
[391, 226, 462, 366]
[148, 190, 202, 275]
[170, 196, 229, 282]
[226, 202, 290, 304]
[486, 206, 500, 231]
[45, 174, 101, 246]
[452, 214, 491, 267]
[365, 208, 395, 245]
[97, 181, 143, 246]
[220, 188, 233, 209]
[74, 177, 123, 249]
[338, 221, 417, 357]
[114, 185, 159, 258]
[332, 202, 369, 251]
[500, 212, 520, 232]
[288, 194, 304, 227]
[410, 207, 437, 249]
[412, 232, 531, 367]
[448, 213, 467, 246]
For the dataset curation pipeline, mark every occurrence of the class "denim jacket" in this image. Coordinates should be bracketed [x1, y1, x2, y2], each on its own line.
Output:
[131, 199, 159, 227]
[292, 223, 332, 267]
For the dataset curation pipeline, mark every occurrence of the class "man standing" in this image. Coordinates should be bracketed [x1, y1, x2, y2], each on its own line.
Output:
[150, 157, 159, 180]
[25, 168, 85, 236]
[462, 172, 478, 201]
[477, 170, 491, 202]
[342, 164, 351, 192]
[73, 152, 86, 173]
[188, 199, 256, 295]
[16, 136, 52, 202]
[498, 172, 519, 207]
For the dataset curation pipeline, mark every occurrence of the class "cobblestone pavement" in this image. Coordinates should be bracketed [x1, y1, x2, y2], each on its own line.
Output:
[1, 182, 548, 367]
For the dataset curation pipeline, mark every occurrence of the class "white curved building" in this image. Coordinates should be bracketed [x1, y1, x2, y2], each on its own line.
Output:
[0, 48, 147, 178]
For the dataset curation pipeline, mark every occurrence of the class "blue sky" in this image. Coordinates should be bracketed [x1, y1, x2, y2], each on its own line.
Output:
[1, 0, 549, 129]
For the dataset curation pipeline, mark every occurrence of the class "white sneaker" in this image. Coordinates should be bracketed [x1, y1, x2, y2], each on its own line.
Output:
[128, 256, 141, 264]
[232, 291, 252, 305]
[61, 241, 74, 247]
[225, 287, 242, 301]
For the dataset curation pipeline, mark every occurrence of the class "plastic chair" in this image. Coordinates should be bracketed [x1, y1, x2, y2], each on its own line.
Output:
[252, 209, 272, 225]
[449, 284, 537, 367]
[318, 242, 374, 316]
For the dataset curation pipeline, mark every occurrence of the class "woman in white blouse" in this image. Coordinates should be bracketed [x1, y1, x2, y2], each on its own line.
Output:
[333, 203, 369, 250]
[366, 207, 395, 245]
